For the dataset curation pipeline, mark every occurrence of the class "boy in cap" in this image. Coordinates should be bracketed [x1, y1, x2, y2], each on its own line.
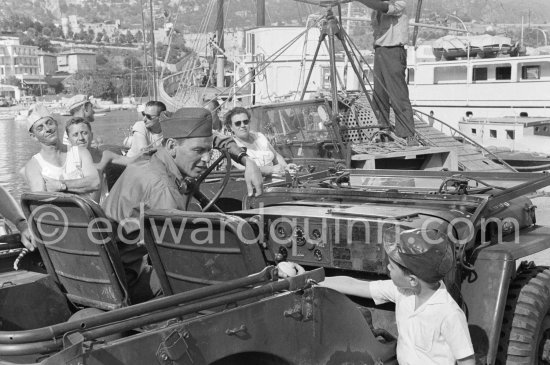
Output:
[23, 104, 100, 196]
[321, 228, 475, 365]
[102, 107, 297, 303]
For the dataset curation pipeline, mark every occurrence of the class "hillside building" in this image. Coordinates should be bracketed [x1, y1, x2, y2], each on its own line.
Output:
[0, 38, 40, 81]
[57, 50, 96, 73]
[38, 52, 58, 76]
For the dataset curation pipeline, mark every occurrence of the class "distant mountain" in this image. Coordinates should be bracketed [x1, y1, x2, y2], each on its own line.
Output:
[422, 0, 550, 25]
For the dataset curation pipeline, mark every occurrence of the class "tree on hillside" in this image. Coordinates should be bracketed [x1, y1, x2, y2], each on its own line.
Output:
[52, 25, 64, 39]
[5, 76, 21, 89]
[155, 37, 192, 64]
[96, 32, 104, 43]
[123, 55, 142, 69]
[126, 30, 135, 44]
[96, 53, 109, 66]
[35, 36, 54, 52]
[87, 29, 95, 43]
[135, 30, 143, 43]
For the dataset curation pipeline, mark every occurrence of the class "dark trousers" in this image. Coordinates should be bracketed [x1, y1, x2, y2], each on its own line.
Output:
[116, 231, 163, 304]
[372, 46, 415, 138]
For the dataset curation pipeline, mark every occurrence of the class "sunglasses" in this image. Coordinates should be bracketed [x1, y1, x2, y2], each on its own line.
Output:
[142, 111, 159, 120]
[233, 119, 250, 127]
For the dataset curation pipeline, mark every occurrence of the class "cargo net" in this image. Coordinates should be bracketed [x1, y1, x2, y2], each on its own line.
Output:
[339, 101, 379, 143]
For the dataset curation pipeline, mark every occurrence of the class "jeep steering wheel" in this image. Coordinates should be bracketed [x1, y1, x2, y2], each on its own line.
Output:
[193, 149, 232, 212]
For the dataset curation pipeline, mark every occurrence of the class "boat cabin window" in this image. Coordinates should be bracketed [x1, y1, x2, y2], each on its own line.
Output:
[246, 33, 255, 54]
[471, 128, 477, 135]
[407, 68, 415, 84]
[522, 65, 540, 80]
[434, 65, 467, 84]
[534, 124, 550, 137]
[496, 66, 512, 80]
[506, 130, 515, 140]
[473, 67, 488, 82]
[489, 129, 497, 138]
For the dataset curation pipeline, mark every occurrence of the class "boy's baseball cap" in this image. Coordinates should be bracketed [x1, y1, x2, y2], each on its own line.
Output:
[384, 228, 454, 283]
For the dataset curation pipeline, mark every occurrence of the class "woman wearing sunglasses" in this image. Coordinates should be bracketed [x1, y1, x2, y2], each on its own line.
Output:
[225, 107, 288, 176]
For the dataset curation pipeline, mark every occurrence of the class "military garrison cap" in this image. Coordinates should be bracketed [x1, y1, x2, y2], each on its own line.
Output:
[160, 107, 213, 139]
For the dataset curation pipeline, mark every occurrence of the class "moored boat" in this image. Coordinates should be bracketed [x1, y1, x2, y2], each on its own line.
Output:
[458, 115, 550, 171]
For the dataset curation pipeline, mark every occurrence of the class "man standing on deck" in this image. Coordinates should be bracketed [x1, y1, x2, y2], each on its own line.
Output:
[356, 0, 417, 145]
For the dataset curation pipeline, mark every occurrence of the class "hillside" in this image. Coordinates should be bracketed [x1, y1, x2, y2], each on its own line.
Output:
[2, 0, 549, 32]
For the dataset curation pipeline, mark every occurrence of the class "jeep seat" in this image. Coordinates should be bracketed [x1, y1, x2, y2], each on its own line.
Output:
[21, 192, 130, 311]
[143, 210, 266, 295]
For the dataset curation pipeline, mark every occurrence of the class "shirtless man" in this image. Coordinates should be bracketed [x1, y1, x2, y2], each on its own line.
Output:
[65, 117, 144, 202]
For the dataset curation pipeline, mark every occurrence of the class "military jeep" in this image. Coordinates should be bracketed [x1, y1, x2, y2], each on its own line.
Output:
[0, 169, 549, 364]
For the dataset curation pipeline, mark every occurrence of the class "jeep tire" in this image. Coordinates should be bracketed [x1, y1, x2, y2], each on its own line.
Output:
[498, 265, 550, 364]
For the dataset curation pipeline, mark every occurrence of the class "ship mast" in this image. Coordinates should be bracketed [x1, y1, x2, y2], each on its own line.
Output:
[215, 0, 225, 87]
[412, 0, 423, 46]
[257, 0, 265, 26]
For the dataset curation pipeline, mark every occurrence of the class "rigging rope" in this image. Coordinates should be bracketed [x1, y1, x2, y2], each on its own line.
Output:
[218, 17, 323, 107]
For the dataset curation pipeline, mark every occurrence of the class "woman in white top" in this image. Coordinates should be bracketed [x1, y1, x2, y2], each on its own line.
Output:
[225, 107, 288, 176]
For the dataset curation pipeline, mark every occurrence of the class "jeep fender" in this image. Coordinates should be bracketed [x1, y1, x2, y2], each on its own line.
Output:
[461, 225, 550, 365]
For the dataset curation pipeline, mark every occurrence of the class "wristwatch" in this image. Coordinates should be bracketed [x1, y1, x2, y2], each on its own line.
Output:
[236, 147, 249, 165]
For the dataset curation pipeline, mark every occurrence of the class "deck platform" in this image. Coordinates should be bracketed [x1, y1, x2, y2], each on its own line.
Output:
[351, 143, 458, 170]
[414, 120, 511, 172]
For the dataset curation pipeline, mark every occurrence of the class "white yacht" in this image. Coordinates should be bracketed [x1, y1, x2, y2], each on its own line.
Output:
[407, 41, 550, 128]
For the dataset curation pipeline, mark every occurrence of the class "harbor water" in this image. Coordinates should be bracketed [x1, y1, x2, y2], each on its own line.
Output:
[0, 109, 140, 200]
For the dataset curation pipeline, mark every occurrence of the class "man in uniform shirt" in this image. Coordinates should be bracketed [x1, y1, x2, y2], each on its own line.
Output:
[356, 0, 416, 144]
[101, 107, 283, 303]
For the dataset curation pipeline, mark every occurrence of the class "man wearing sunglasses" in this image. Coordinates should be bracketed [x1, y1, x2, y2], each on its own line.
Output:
[126, 101, 167, 157]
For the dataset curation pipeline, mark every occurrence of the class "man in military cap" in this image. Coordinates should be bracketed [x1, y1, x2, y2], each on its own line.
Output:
[102, 107, 273, 303]
[321, 228, 475, 365]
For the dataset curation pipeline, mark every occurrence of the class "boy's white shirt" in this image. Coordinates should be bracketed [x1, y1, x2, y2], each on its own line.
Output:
[370, 280, 474, 365]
